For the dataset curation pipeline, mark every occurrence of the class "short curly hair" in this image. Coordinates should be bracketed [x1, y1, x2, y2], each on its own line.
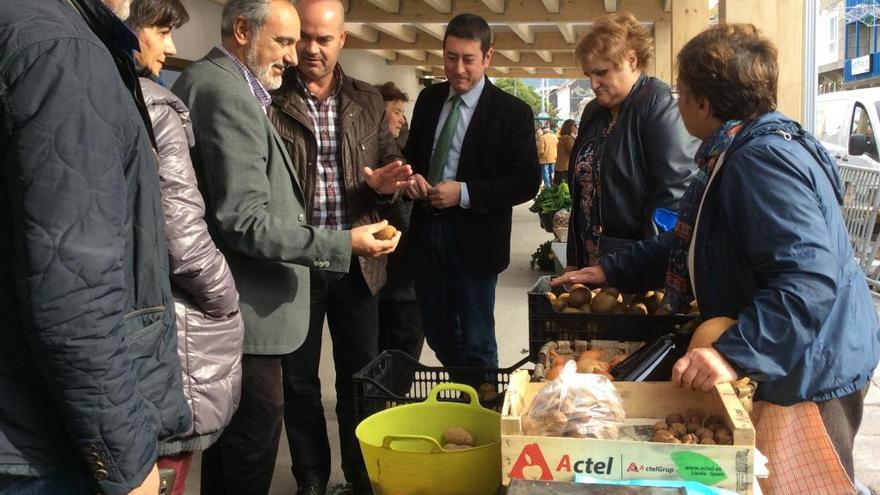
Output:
[575, 12, 652, 69]
[375, 81, 408, 103]
[676, 24, 778, 121]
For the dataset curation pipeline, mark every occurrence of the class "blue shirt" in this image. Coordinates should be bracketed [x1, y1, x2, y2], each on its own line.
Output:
[218, 46, 271, 112]
[431, 77, 486, 208]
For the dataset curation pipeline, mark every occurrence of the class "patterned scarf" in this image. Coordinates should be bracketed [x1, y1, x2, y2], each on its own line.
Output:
[661, 119, 744, 314]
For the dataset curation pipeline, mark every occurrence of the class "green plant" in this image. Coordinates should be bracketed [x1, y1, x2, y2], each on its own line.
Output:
[529, 182, 571, 214]
[530, 240, 556, 271]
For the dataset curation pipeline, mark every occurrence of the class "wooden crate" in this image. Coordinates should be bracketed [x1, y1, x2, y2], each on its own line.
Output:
[501, 371, 755, 494]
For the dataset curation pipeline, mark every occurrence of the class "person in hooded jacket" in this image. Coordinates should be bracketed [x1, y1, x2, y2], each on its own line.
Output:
[126, 1, 245, 494]
[554, 24, 880, 487]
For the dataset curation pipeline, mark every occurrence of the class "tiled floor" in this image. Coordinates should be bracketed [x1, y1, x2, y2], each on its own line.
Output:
[185, 203, 880, 494]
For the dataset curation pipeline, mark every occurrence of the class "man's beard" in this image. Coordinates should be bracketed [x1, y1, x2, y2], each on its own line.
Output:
[105, 0, 131, 20]
[245, 42, 284, 90]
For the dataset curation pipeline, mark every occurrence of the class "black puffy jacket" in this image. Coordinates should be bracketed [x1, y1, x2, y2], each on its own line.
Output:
[566, 74, 699, 268]
[0, 0, 190, 493]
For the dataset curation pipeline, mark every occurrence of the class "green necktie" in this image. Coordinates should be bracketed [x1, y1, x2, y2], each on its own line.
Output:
[427, 95, 462, 186]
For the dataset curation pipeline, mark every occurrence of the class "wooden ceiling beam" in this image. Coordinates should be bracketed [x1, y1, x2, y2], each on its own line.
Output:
[557, 23, 577, 44]
[508, 23, 535, 43]
[346, 23, 380, 42]
[345, 30, 576, 50]
[345, 0, 662, 23]
[497, 50, 521, 63]
[663, 0, 672, 12]
[395, 49, 427, 61]
[365, 49, 397, 60]
[414, 23, 446, 40]
[541, 0, 560, 13]
[523, 67, 537, 74]
[364, 0, 399, 13]
[420, 0, 452, 13]
[387, 51, 576, 67]
[370, 23, 418, 43]
[481, 0, 506, 13]
[536, 50, 553, 63]
[431, 66, 585, 78]
[604, 0, 618, 12]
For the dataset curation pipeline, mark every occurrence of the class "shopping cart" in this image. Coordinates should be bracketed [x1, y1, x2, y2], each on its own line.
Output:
[838, 163, 880, 291]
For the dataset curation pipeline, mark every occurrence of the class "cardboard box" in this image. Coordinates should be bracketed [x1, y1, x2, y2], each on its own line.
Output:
[501, 371, 755, 494]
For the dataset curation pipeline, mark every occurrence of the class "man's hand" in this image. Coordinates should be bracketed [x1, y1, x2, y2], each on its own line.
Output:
[672, 347, 738, 392]
[550, 265, 607, 287]
[351, 220, 401, 257]
[363, 161, 413, 195]
[128, 463, 159, 495]
[405, 174, 430, 200]
[427, 180, 461, 209]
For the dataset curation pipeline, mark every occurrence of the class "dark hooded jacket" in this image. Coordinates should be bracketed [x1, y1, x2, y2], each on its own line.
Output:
[601, 112, 880, 405]
[0, 0, 190, 492]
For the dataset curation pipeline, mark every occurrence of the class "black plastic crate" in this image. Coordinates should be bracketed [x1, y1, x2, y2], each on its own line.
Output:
[353, 350, 531, 422]
[528, 276, 695, 359]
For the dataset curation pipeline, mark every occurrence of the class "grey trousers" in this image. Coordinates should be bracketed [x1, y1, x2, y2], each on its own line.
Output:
[816, 386, 870, 481]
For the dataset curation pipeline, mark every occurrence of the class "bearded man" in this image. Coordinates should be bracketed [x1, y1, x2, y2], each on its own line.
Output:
[172, 1, 404, 493]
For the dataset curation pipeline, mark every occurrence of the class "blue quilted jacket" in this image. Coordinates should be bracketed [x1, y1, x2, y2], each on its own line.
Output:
[0, 0, 190, 493]
[601, 112, 880, 405]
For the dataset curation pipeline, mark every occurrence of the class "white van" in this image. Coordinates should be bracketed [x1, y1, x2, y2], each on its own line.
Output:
[815, 88, 880, 168]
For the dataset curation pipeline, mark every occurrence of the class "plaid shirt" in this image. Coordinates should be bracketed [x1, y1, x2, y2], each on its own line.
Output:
[218, 46, 271, 111]
[296, 70, 348, 229]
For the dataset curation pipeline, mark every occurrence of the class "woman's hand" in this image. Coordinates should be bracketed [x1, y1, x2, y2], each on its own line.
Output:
[550, 265, 607, 287]
[672, 347, 738, 392]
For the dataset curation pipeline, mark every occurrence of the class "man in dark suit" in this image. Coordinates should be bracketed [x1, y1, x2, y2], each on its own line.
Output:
[404, 13, 540, 370]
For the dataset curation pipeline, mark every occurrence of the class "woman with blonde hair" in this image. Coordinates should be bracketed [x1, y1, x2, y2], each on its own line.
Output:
[564, 12, 697, 270]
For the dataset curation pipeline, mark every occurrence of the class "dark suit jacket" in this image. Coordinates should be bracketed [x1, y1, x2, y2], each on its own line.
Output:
[404, 77, 540, 276]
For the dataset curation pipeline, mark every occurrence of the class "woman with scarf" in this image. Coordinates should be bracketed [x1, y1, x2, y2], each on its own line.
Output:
[563, 12, 697, 270]
[554, 24, 879, 491]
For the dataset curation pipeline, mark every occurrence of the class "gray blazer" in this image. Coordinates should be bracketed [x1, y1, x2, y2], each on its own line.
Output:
[172, 48, 351, 354]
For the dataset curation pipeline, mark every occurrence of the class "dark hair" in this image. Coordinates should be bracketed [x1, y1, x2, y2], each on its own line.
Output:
[126, 0, 190, 30]
[560, 119, 577, 136]
[444, 13, 491, 55]
[575, 12, 652, 69]
[375, 81, 409, 103]
[676, 23, 778, 121]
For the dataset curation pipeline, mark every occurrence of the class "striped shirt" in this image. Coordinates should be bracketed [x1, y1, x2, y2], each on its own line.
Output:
[295, 69, 348, 230]
[218, 46, 271, 111]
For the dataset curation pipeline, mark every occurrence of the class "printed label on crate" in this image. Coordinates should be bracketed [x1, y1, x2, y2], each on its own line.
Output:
[503, 439, 753, 494]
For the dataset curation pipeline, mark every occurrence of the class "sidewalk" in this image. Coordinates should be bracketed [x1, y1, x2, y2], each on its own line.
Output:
[184, 203, 880, 493]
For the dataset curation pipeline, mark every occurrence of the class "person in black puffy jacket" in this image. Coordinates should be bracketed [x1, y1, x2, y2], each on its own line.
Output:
[0, 0, 190, 494]
[564, 12, 698, 270]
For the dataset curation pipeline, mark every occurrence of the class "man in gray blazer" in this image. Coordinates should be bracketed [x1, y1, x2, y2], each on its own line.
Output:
[172, 0, 407, 493]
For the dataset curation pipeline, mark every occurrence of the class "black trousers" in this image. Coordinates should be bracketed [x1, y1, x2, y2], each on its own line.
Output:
[816, 385, 869, 482]
[282, 259, 378, 491]
[200, 355, 284, 495]
[377, 299, 424, 361]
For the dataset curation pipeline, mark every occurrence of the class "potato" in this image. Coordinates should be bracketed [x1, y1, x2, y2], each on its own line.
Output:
[669, 422, 686, 436]
[628, 302, 648, 315]
[568, 287, 592, 307]
[700, 437, 716, 445]
[579, 303, 592, 313]
[557, 293, 571, 307]
[643, 291, 663, 314]
[681, 433, 699, 444]
[562, 307, 582, 314]
[686, 420, 701, 434]
[590, 292, 618, 314]
[373, 225, 397, 240]
[545, 292, 557, 305]
[666, 413, 684, 425]
[443, 443, 470, 451]
[653, 421, 669, 432]
[478, 383, 499, 403]
[443, 427, 473, 446]
[696, 427, 714, 441]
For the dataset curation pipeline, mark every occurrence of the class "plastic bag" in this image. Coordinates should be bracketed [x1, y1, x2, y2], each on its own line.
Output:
[522, 361, 625, 438]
